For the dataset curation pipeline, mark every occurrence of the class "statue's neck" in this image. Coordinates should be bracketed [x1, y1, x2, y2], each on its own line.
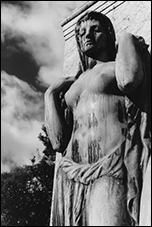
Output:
[88, 49, 111, 63]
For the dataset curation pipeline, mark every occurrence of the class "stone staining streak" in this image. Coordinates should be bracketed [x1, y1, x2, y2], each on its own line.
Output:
[88, 140, 100, 164]
[72, 139, 80, 163]
[88, 112, 98, 129]
[73, 119, 79, 133]
[117, 101, 127, 136]
[87, 112, 100, 163]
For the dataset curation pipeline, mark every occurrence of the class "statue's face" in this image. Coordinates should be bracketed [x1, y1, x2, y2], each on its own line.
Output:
[78, 19, 107, 57]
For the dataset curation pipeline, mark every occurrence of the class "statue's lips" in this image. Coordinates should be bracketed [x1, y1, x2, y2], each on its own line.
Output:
[85, 40, 94, 46]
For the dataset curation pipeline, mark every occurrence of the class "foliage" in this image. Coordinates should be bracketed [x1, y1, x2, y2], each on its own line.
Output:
[38, 125, 56, 161]
[1, 125, 55, 226]
[1, 160, 55, 226]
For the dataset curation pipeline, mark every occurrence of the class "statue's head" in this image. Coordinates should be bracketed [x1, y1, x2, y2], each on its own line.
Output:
[75, 11, 116, 74]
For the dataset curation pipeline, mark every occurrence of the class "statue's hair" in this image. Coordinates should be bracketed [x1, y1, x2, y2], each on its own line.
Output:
[75, 11, 116, 78]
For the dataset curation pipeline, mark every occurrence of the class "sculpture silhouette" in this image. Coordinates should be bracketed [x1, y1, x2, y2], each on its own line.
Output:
[45, 11, 151, 226]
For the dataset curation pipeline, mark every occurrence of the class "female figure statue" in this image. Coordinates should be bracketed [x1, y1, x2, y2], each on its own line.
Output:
[45, 11, 151, 226]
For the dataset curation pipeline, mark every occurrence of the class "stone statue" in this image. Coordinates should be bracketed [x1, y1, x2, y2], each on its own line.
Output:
[45, 11, 151, 226]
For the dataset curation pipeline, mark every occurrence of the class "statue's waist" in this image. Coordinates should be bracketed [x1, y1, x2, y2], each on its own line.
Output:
[59, 147, 126, 185]
[69, 133, 125, 164]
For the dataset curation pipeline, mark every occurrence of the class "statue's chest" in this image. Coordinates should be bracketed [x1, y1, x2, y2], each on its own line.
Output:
[65, 63, 118, 108]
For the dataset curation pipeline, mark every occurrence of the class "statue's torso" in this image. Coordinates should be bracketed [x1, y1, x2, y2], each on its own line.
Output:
[62, 62, 132, 226]
[65, 62, 127, 164]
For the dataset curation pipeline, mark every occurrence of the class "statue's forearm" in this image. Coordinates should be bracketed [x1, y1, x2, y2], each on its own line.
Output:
[115, 33, 144, 94]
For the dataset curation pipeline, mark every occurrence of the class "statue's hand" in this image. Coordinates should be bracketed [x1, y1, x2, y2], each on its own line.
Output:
[50, 76, 75, 94]
[53, 77, 76, 112]
[46, 76, 75, 111]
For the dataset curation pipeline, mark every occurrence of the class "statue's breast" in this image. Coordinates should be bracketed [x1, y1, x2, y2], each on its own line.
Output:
[86, 62, 119, 94]
[65, 76, 83, 108]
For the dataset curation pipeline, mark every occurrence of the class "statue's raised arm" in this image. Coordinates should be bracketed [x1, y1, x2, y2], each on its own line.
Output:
[116, 33, 151, 118]
[116, 33, 145, 93]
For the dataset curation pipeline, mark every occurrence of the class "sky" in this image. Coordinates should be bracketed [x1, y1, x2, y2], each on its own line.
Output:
[1, 1, 87, 172]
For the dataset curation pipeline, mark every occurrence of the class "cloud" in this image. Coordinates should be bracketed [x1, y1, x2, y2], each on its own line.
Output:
[1, 1, 87, 172]
[1, 120, 44, 173]
[49, 1, 87, 20]
[1, 71, 45, 172]
[1, 71, 44, 123]
[1, 1, 65, 91]
[1, 1, 87, 90]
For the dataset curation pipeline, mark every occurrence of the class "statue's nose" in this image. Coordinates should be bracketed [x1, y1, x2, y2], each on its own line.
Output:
[86, 28, 93, 39]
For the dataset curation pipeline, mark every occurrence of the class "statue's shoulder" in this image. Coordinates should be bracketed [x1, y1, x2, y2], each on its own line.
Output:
[94, 61, 115, 75]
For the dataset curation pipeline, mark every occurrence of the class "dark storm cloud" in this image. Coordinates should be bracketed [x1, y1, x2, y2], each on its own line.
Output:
[1, 1, 65, 92]
[1, 1, 87, 172]
[1, 34, 42, 91]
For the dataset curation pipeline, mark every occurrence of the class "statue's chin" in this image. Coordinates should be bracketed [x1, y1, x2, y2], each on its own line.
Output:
[83, 47, 97, 58]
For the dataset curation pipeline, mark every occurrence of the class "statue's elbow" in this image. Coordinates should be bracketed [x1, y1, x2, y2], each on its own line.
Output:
[118, 81, 135, 94]
[117, 74, 143, 94]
